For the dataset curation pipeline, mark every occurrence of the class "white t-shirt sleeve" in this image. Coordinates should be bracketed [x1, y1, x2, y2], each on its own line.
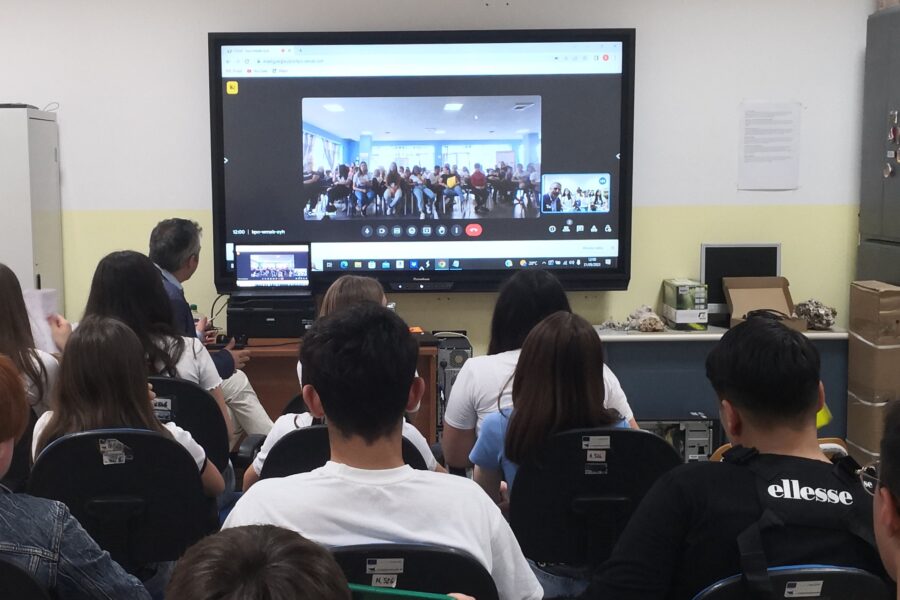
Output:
[164, 422, 207, 471]
[182, 337, 223, 391]
[400, 421, 438, 471]
[26, 350, 59, 416]
[443, 360, 478, 430]
[488, 499, 544, 599]
[603, 364, 633, 422]
[251, 413, 314, 475]
[31, 410, 53, 461]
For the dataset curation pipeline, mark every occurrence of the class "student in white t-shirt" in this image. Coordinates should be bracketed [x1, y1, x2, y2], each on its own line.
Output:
[32, 316, 224, 497]
[244, 274, 440, 491]
[442, 270, 637, 469]
[49, 251, 235, 441]
[0, 263, 58, 416]
[224, 304, 543, 600]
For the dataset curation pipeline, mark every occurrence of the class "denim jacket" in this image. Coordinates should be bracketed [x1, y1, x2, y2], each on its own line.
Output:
[0, 485, 150, 599]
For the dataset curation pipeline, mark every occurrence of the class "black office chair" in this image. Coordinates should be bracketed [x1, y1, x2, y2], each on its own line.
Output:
[148, 376, 230, 472]
[258, 425, 428, 480]
[28, 429, 216, 574]
[282, 393, 308, 415]
[334, 544, 498, 600]
[509, 427, 682, 568]
[0, 559, 51, 600]
[691, 565, 891, 600]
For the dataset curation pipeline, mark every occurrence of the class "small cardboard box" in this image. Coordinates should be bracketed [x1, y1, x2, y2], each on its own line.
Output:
[661, 278, 708, 331]
[847, 390, 889, 452]
[849, 280, 900, 346]
[723, 276, 807, 331]
[848, 331, 900, 402]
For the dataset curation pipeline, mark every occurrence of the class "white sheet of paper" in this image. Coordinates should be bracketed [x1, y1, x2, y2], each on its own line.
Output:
[738, 102, 801, 190]
[24, 289, 59, 354]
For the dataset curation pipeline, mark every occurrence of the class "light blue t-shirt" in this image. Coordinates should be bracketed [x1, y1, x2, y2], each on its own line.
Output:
[469, 409, 629, 491]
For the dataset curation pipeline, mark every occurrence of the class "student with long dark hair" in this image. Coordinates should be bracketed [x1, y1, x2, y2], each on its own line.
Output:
[470, 311, 628, 502]
[0, 353, 152, 599]
[442, 270, 636, 468]
[50, 251, 234, 440]
[0, 264, 58, 415]
[32, 316, 224, 497]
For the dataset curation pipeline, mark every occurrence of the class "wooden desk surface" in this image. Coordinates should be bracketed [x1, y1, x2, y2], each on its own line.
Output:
[242, 338, 439, 443]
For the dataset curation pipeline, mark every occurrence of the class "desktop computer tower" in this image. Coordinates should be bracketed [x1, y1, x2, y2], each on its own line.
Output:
[637, 419, 721, 462]
[435, 335, 473, 441]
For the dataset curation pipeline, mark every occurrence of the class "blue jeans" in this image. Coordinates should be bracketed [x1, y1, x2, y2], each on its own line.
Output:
[384, 188, 403, 212]
[414, 186, 436, 213]
[355, 189, 375, 211]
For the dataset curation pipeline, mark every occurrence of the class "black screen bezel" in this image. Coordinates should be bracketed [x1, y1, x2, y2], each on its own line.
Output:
[209, 28, 635, 294]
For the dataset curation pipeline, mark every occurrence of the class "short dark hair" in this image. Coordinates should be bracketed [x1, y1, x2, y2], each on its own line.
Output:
[705, 316, 820, 426]
[880, 402, 900, 502]
[166, 525, 350, 600]
[149, 218, 202, 272]
[488, 270, 572, 355]
[300, 303, 417, 443]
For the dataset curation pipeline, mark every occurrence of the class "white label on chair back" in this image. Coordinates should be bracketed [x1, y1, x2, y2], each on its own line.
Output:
[783, 580, 824, 597]
[587, 450, 607, 462]
[371, 574, 398, 588]
[584, 463, 609, 475]
[97, 439, 132, 465]
[153, 397, 173, 422]
[366, 558, 404, 574]
[582, 436, 610, 449]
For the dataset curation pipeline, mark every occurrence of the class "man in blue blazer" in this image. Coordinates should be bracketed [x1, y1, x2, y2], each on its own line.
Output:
[150, 219, 272, 448]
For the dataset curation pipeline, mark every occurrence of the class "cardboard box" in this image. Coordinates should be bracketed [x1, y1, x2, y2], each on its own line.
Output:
[848, 331, 900, 403]
[723, 276, 807, 331]
[847, 390, 889, 452]
[849, 280, 900, 346]
[661, 279, 708, 331]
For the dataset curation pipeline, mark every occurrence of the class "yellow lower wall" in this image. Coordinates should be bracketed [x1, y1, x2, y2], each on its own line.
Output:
[62, 203, 859, 354]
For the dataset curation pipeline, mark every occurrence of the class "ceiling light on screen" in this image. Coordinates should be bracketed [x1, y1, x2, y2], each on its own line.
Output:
[435, 129, 446, 134]
[360, 130, 373, 135]
[516, 128, 530, 134]
[323, 103, 344, 112]
[443, 103, 464, 111]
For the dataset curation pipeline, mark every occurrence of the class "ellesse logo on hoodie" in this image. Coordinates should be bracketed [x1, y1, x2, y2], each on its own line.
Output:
[767, 479, 854, 506]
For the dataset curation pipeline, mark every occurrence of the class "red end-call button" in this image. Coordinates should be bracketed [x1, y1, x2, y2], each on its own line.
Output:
[465, 223, 483, 237]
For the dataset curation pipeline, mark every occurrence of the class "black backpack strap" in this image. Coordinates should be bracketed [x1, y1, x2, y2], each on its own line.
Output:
[736, 508, 782, 599]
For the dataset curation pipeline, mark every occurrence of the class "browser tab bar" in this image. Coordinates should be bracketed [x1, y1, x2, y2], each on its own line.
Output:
[221, 42, 623, 78]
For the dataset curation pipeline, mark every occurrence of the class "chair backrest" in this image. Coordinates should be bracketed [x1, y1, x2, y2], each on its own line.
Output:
[282, 394, 308, 416]
[28, 429, 215, 573]
[148, 375, 230, 471]
[509, 427, 683, 567]
[349, 583, 452, 599]
[691, 565, 891, 600]
[0, 558, 52, 600]
[259, 425, 428, 480]
[711, 438, 851, 463]
[334, 544, 498, 600]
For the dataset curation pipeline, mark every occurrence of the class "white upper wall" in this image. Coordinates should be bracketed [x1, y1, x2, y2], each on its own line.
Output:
[1, 0, 874, 211]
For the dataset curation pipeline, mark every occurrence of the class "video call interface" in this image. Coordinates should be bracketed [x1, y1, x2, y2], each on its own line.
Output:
[233, 244, 310, 288]
[217, 39, 627, 280]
